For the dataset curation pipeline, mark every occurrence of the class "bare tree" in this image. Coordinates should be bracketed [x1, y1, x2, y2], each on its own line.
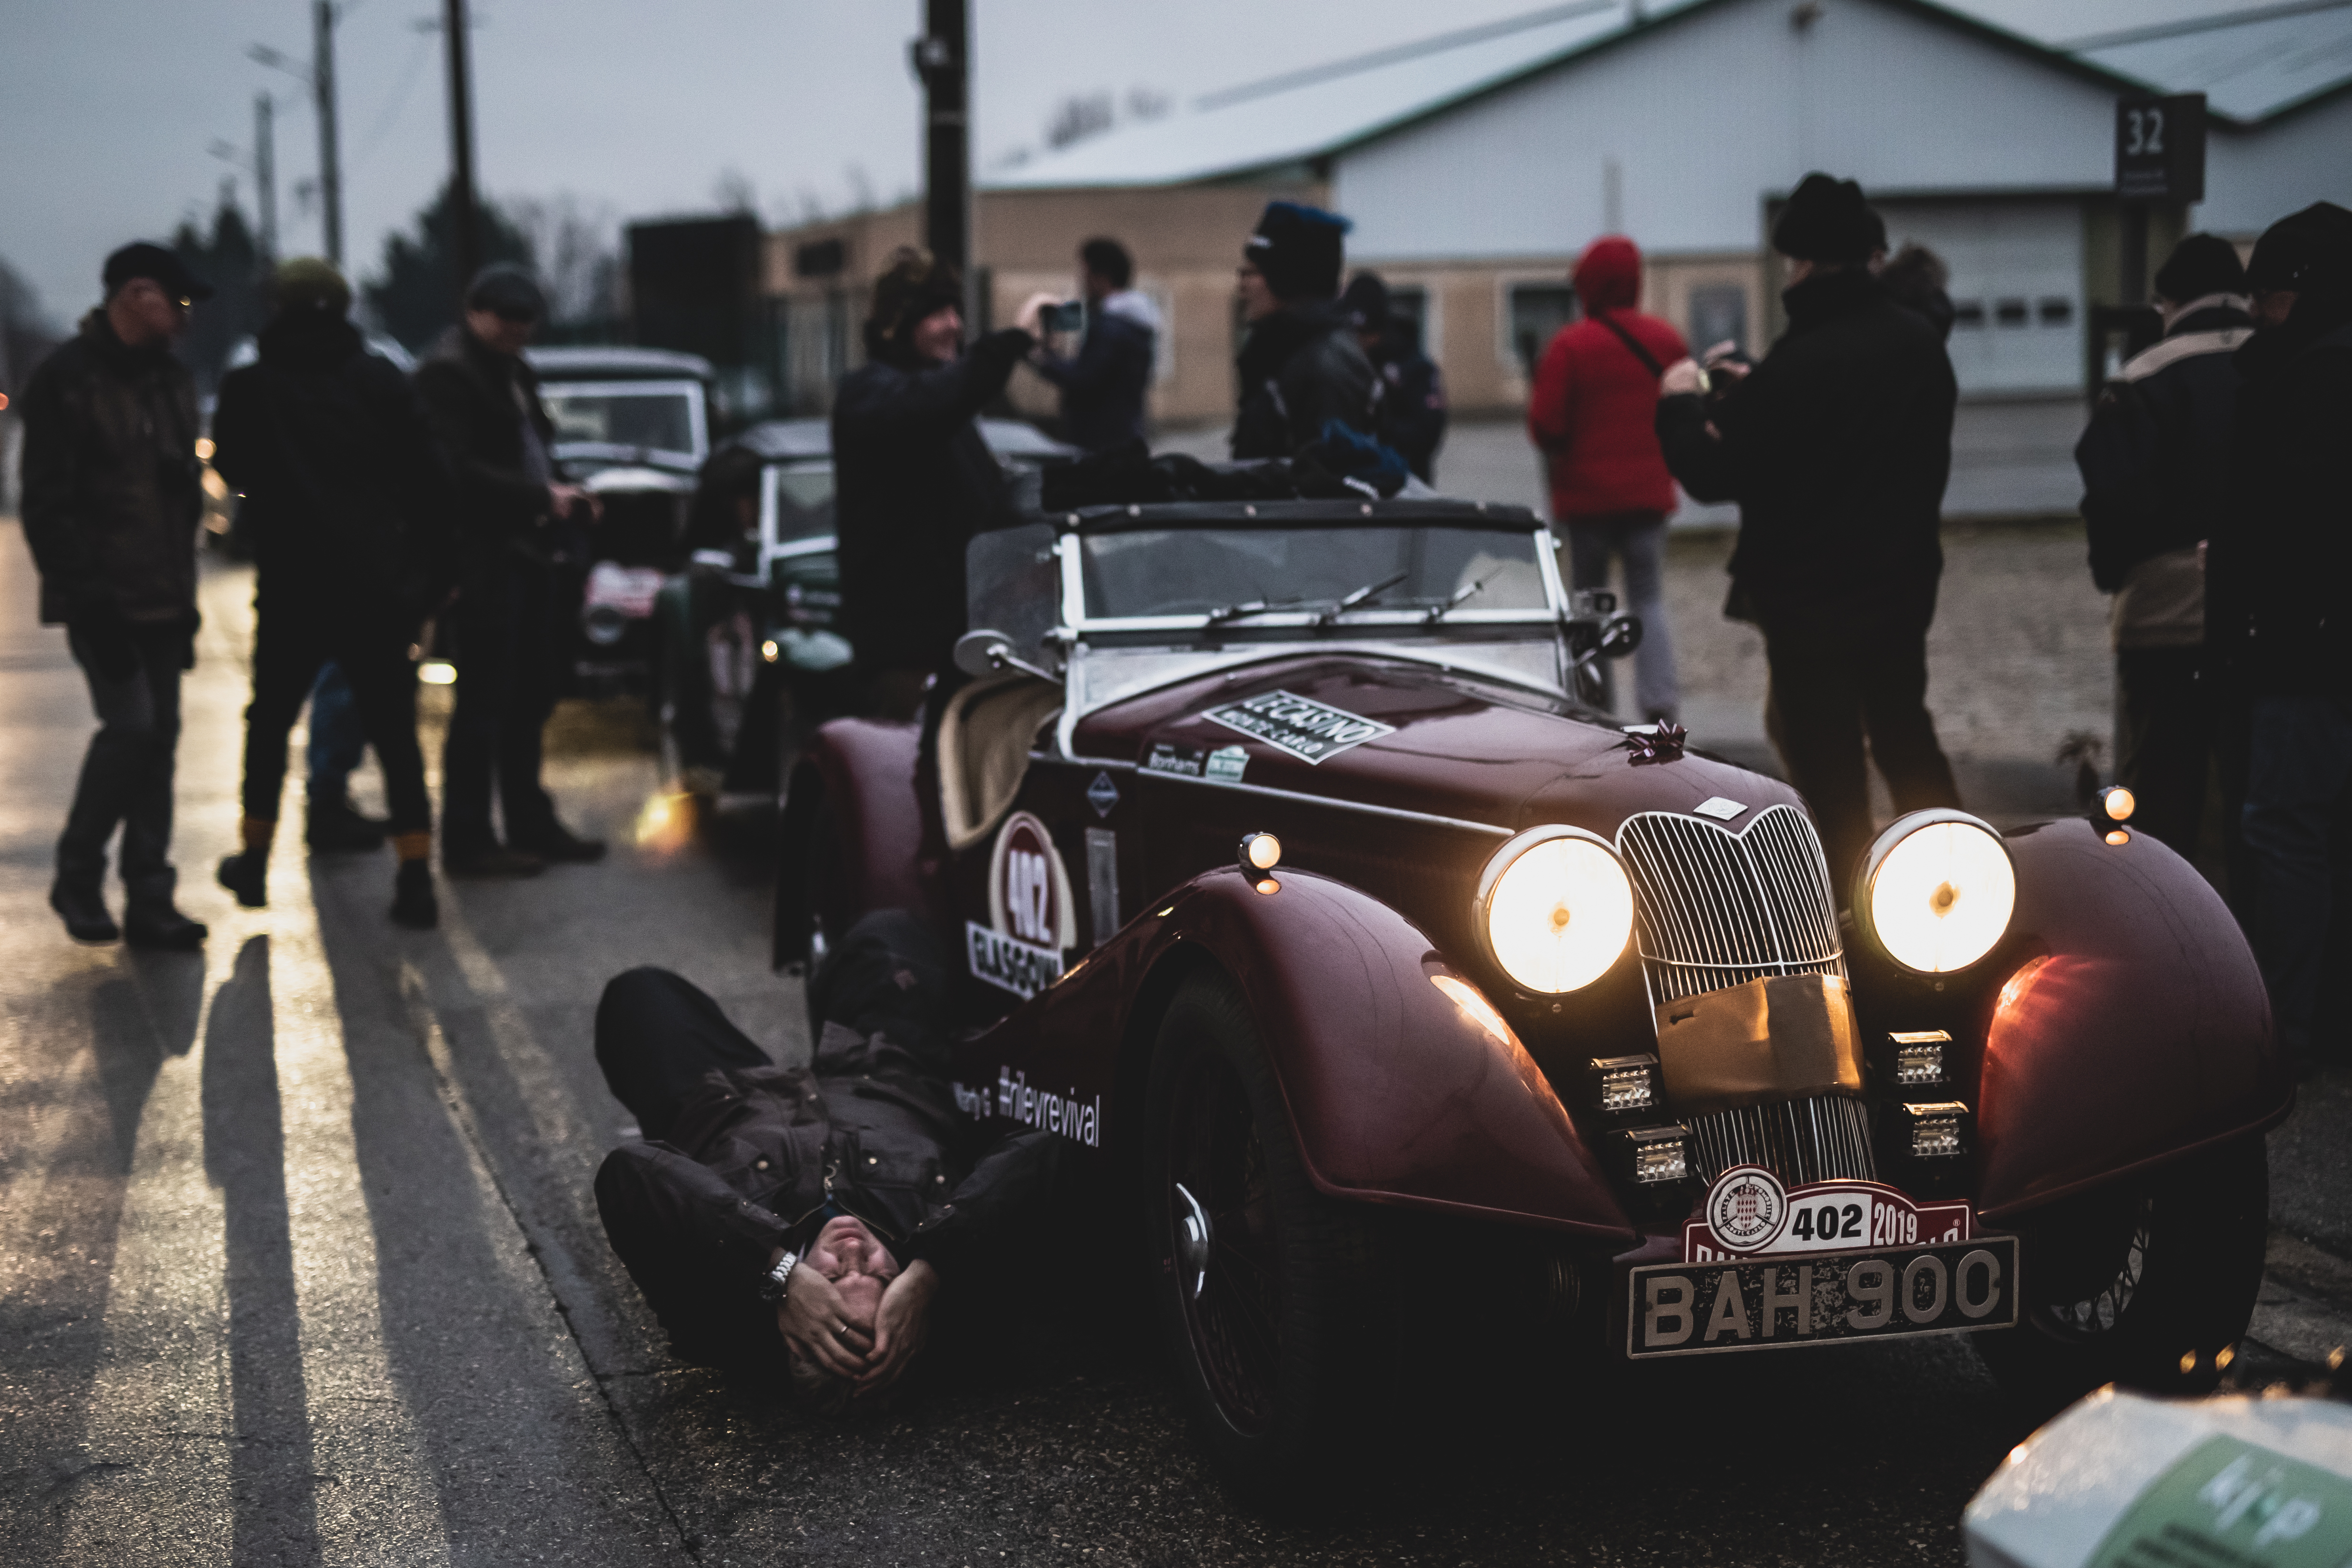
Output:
[1045, 92, 1116, 149]
[712, 168, 758, 214]
[509, 193, 622, 328]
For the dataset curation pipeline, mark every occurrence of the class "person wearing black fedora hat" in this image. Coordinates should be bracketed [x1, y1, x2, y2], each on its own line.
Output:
[1654, 172, 1962, 892]
[2206, 201, 2352, 1072]
[1231, 202, 1378, 460]
[18, 241, 218, 948]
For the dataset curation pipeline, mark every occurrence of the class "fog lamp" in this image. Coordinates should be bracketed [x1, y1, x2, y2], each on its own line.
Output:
[1901, 1101, 1971, 1159]
[1856, 810, 2016, 974]
[1473, 825, 1636, 995]
[1587, 1053, 1658, 1114]
[1617, 1125, 1689, 1185]
[581, 603, 629, 647]
[761, 639, 780, 664]
[2096, 785, 2135, 825]
[1889, 1029, 1949, 1086]
[1238, 832, 1282, 874]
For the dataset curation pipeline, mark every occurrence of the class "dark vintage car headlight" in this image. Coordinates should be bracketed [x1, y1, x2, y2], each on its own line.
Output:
[1472, 825, 1635, 994]
[1856, 809, 2016, 974]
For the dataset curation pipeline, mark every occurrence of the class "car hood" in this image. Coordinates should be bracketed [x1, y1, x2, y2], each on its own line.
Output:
[1071, 653, 1805, 843]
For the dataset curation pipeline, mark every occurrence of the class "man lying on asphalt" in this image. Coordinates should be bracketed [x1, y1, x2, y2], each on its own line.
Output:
[593, 912, 1059, 1409]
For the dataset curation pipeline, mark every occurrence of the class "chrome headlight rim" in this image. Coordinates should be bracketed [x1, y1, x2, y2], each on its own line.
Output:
[1853, 808, 2017, 976]
[1471, 823, 1637, 997]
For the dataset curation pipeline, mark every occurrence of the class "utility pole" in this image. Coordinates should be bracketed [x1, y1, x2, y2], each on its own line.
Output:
[912, 0, 970, 286]
[254, 94, 278, 263]
[314, 0, 342, 265]
[444, 0, 480, 302]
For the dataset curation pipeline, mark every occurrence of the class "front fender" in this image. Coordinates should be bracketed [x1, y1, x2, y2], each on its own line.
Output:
[1974, 819, 2290, 1219]
[970, 867, 1635, 1244]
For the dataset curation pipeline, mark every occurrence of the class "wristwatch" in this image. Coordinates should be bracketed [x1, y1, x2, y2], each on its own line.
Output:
[758, 1249, 800, 1304]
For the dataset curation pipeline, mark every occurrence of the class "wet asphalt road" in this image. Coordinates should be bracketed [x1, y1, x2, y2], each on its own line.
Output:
[3, 525, 2346, 1568]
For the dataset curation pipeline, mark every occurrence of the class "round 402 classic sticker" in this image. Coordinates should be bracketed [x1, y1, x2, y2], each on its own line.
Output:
[968, 812, 1077, 1001]
[1706, 1164, 1790, 1254]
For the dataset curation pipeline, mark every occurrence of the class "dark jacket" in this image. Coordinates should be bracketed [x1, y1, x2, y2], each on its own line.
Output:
[211, 313, 456, 622]
[1230, 300, 1378, 460]
[2075, 296, 2251, 649]
[831, 328, 1032, 675]
[1031, 290, 1158, 453]
[2206, 303, 2352, 699]
[412, 325, 561, 576]
[18, 311, 203, 626]
[1657, 268, 1956, 608]
[1369, 319, 1448, 483]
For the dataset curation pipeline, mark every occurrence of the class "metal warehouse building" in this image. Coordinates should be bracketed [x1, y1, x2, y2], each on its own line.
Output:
[762, 0, 2352, 424]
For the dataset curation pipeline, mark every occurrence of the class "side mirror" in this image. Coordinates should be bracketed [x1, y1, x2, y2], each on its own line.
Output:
[952, 628, 1058, 683]
[1599, 614, 1643, 660]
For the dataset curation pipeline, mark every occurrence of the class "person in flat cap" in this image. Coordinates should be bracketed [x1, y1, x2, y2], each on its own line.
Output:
[17, 241, 218, 948]
[1342, 271, 1447, 483]
[210, 258, 456, 928]
[1653, 171, 1962, 891]
[2073, 233, 2253, 861]
[831, 247, 1054, 723]
[415, 261, 608, 878]
[2207, 201, 2352, 1073]
[1231, 201, 1378, 459]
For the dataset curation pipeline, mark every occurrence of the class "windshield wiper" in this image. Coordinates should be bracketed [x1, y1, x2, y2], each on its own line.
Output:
[1423, 565, 1509, 624]
[1204, 593, 1305, 626]
[1314, 570, 1412, 625]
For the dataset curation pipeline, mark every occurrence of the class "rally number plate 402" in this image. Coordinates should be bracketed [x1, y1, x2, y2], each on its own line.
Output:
[1626, 1235, 2018, 1359]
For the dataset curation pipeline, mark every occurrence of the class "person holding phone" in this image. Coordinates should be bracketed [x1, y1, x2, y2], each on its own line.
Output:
[1028, 237, 1159, 454]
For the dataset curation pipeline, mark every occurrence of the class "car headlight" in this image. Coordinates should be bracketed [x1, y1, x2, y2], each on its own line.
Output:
[1473, 825, 1635, 994]
[1857, 810, 2016, 974]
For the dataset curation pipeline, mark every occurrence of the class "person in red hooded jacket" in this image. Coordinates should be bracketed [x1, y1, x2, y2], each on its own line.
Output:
[1527, 236, 1689, 723]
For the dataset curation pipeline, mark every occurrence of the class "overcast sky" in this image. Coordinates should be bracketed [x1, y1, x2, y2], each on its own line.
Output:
[1, 0, 2248, 327]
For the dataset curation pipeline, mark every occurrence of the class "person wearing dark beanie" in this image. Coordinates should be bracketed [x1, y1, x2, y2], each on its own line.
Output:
[1231, 202, 1377, 458]
[2206, 201, 2352, 1072]
[1653, 170, 1962, 889]
[2074, 234, 2253, 862]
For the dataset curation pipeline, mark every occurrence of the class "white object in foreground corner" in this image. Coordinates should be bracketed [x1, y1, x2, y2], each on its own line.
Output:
[1964, 1386, 2352, 1568]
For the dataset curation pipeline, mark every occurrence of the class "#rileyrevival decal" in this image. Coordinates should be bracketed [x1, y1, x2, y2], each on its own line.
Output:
[968, 811, 1074, 999]
[1204, 690, 1394, 765]
[949, 1067, 1102, 1148]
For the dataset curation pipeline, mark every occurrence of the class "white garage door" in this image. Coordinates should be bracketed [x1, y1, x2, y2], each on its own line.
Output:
[1876, 200, 2084, 396]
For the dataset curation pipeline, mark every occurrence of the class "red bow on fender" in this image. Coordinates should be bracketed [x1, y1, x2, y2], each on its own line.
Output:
[1617, 723, 1688, 765]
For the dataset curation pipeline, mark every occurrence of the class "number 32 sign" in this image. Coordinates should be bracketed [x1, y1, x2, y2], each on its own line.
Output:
[2116, 92, 2206, 203]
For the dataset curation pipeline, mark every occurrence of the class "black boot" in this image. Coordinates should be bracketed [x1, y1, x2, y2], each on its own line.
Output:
[218, 850, 269, 908]
[307, 792, 389, 854]
[390, 860, 439, 929]
[50, 879, 120, 944]
[124, 902, 208, 951]
[508, 818, 608, 864]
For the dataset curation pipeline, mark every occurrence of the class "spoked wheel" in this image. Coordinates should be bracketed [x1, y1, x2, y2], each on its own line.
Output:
[1145, 971, 1391, 1504]
[1975, 1137, 2269, 1411]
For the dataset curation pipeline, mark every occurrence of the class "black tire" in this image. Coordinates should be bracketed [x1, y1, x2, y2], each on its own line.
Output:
[1974, 1137, 2268, 1411]
[1143, 970, 1396, 1505]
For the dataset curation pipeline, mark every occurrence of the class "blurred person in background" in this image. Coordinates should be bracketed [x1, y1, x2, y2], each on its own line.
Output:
[1527, 236, 1687, 725]
[211, 259, 453, 928]
[417, 264, 605, 878]
[1878, 243, 1957, 342]
[19, 242, 214, 949]
[832, 246, 1045, 725]
[1230, 202, 1377, 458]
[1342, 272, 1447, 483]
[1027, 237, 1158, 454]
[2206, 201, 2352, 1072]
[2075, 234, 2252, 859]
[1655, 173, 1961, 888]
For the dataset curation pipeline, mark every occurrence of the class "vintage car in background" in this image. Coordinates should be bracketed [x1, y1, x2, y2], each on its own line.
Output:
[528, 346, 714, 693]
[775, 474, 2291, 1497]
[657, 415, 1072, 800]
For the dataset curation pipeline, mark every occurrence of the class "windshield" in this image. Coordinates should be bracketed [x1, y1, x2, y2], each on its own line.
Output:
[767, 462, 835, 546]
[1078, 526, 1552, 624]
[542, 379, 705, 461]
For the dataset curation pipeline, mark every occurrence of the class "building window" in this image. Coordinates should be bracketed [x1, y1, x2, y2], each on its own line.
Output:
[1507, 282, 1577, 376]
[1995, 297, 2031, 328]
[1687, 283, 1748, 356]
[2038, 296, 2074, 327]
[1953, 299, 1987, 330]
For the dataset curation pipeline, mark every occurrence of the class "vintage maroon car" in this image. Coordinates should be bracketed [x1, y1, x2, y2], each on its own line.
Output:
[777, 490, 2290, 1496]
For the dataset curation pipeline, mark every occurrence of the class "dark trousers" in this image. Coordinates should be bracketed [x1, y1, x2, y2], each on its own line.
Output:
[2240, 693, 2352, 1062]
[60, 623, 188, 909]
[307, 662, 369, 801]
[241, 598, 430, 835]
[1759, 579, 1961, 892]
[2114, 646, 2210, 858]
[443, 562, 561, 851]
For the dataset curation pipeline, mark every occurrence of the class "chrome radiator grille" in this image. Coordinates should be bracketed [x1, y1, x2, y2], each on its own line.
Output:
[1614, 805, 1846, 1006]
[1616, 805, 1873, 1184]
[1687, 1096, 1876, 1186]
